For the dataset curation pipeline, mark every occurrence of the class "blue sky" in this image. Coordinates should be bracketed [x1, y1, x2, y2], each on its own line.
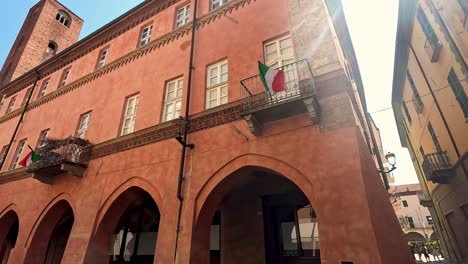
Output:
[0, 0, 418, 185]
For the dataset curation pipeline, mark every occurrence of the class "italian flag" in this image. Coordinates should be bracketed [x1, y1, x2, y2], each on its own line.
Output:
[258, 61, 285, 93]
[18, 151, 39, 167]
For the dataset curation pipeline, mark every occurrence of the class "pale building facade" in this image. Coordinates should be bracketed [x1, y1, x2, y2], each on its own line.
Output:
[391, 184, 434, 242]
[393, 0, 468, 262]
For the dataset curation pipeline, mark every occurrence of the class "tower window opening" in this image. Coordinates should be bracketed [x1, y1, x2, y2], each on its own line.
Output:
[55, 10, 71, 27]
[47, 42, 57, 56]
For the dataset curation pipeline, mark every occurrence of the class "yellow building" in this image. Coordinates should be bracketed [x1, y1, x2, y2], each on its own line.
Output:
[393, 0, 468, 262]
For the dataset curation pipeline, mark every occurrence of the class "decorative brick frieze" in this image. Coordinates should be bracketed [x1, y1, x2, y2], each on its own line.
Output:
[0, 168, 30, 184]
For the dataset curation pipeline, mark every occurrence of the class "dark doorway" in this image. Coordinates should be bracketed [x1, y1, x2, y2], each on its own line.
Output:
[263, 193, 320, 264]
[43, 209, 74, 264]
[108, 190, 160, 263]
[0, 211, 19, 264]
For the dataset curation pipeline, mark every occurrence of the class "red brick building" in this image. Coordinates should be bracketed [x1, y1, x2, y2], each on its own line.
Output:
[0, 0, 413, 263]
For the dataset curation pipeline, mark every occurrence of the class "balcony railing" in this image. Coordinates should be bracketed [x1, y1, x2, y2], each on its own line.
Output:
[28, 137, 93, 183]
[422, 151, 454, 184]
[417, 191, 433, 207]
[239, 60, 319, 135]
[424, 37, 442, 63]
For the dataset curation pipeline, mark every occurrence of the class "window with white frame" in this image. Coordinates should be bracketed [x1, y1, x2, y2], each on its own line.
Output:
[211, 0, 228, 10]
[59, 69, 71, 88]
[264, 36, 295, 91]
[96, 48, 109, 69]
[206, 60, 228, 109]
[76, 112, 91, 139]
[0, 145, 7, 165]
[163, 78, 183, 122]
[10, 139, 26, 170]
[38, 80, 49, 98]
[21, 88, 33, 107]
[121, 94, 139, 136]
[0, 96, 4, 112]
[264, 35, 294, 68]
[139, 25, 153, 47]
[176, 4, 190, 28]
[5, 95, 17, 114]
[37, 129, 49, 148]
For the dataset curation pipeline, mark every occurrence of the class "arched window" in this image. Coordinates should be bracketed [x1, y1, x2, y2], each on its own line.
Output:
[47, 42, 58, 56]
[55, 10, 71, 27]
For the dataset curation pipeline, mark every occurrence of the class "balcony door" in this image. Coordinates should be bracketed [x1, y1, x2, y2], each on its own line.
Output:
[264, 36, 298, 101]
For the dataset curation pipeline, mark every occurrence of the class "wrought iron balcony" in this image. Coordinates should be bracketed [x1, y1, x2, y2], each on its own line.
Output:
[422, 151, 454, 184]
[417, 191, 433, 207]
[240, 59, 320, 135]
[28, 137, 93, 183]
[424, 37, 442, 63]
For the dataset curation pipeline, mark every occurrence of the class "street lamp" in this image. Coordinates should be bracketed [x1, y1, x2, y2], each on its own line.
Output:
[384, 152, 397, 173]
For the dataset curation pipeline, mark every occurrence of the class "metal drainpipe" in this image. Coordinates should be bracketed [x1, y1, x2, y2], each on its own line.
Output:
[174, 0, 198, 262]
[0, 70, 40, 171]
[409, 44, 461, 159]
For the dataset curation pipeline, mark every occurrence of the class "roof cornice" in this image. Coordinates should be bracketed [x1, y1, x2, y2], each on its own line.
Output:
[391, 0, 417, 148]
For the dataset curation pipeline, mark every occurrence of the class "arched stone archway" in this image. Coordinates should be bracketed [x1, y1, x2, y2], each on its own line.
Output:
[430, 232, 438, 241]
[84, 186, 161, 263]
[0, 210, 19, 263]
[24, 200, 74, 264]
[406, 232, 426, 242]
[190, 166, 320, 264]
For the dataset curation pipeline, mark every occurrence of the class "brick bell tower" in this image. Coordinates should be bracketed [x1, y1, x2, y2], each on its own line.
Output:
[0, 0, 83, 86]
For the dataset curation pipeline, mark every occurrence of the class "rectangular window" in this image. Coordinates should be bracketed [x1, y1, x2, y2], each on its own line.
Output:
[121, 94, 139, 136]
[36, 129, 49, 148]
[407, 216, 415, 228]
[447, 68, 468, 118]
[264, 35, 294, 68]
[37, 79, 49, 98]
[59, 68, 71, 88]
[96, 48, 109, 69]
[462, 204, 468, 219]
[428, 122, 443, 153]
[206, 60, 228, 109]
[211, 0, 228, 10]
[426, 216, 433, 225]
[76, 112, 91, 139]
[176, 4, 190, 28]
[21, 88, 33, 107]
[406, 71, 423, 108]
[0, 145, 7, 165]
[5, 95, 17, 114]
[419, 146, 426, 158]
[416, 7, 440, 48]
[402, 200, 408, 207]
[10, 139, 26, 170]
[163, 78, 183, 122]
[139, 25, 153, 47]
[402, 102, 412, 124]
[0, 96, 4, 112]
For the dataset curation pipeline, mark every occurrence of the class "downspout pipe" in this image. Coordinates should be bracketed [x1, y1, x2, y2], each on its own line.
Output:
[174, 0, 198, 262]
[0, 70, 40, 171]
